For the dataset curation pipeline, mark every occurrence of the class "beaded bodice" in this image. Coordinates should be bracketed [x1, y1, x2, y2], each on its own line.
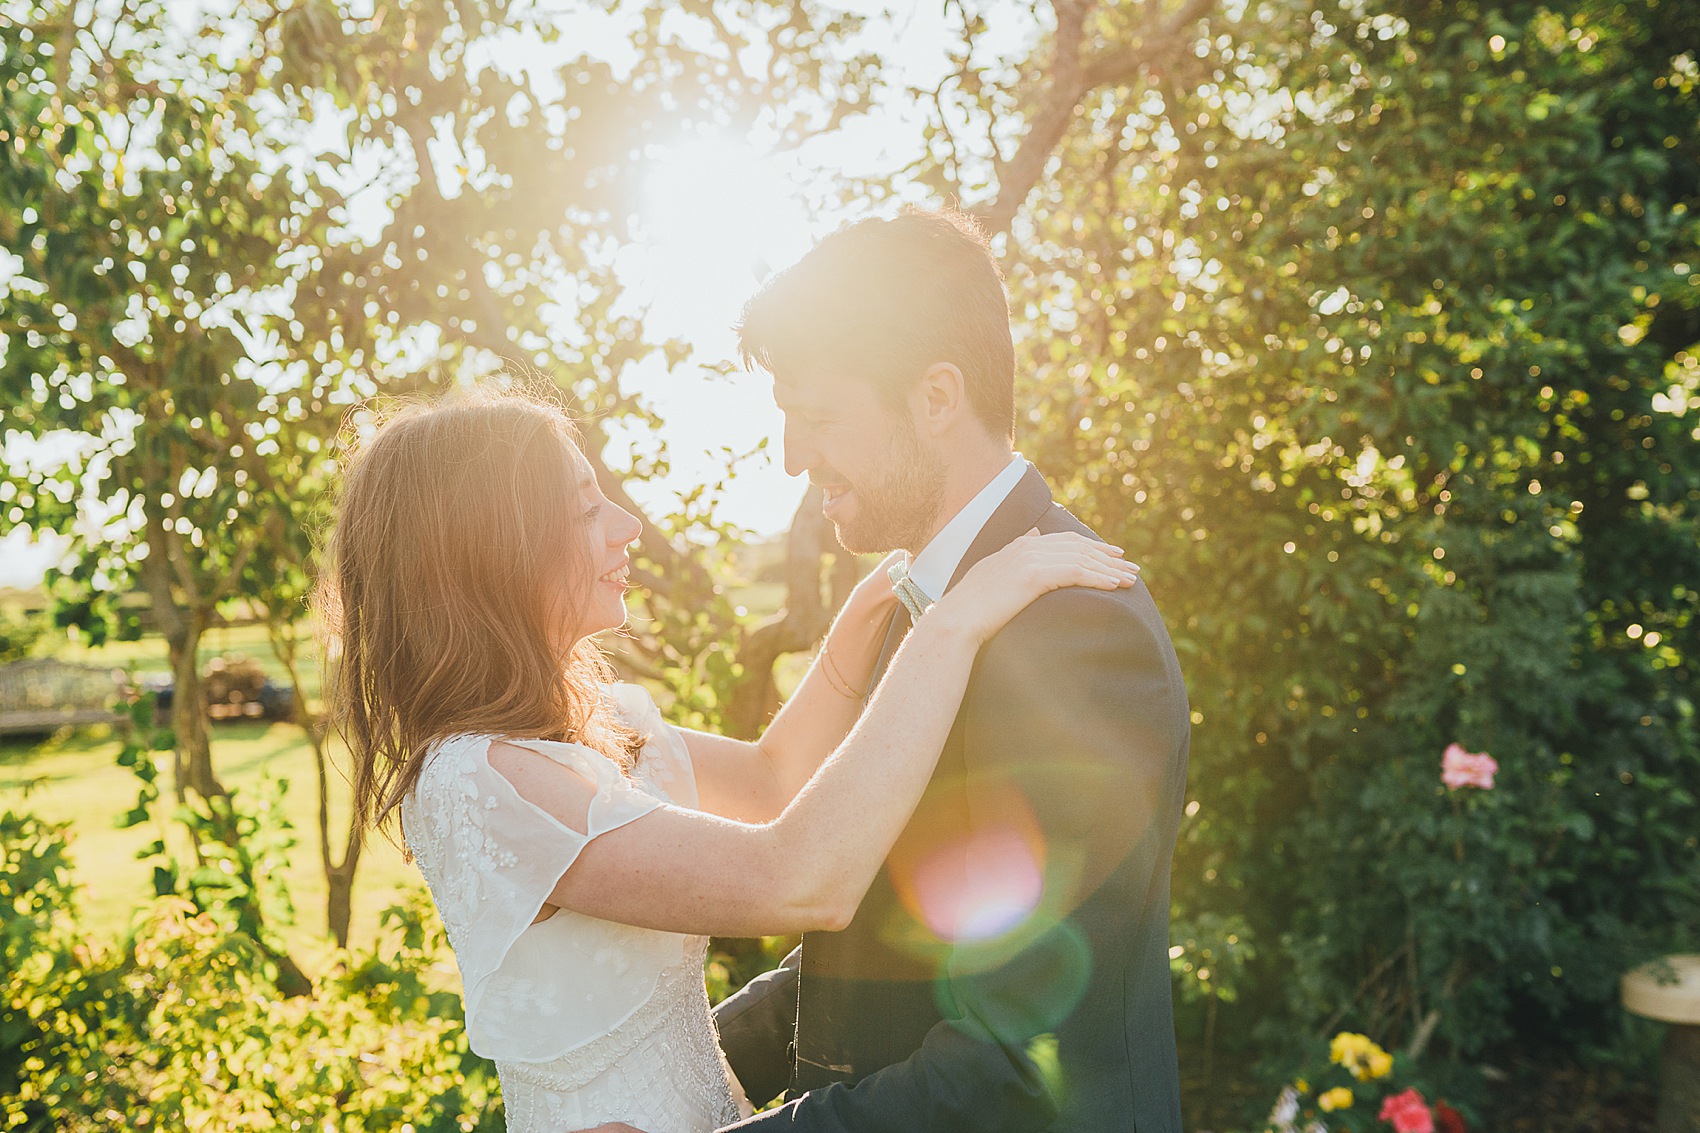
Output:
[401, 683, 744, 1132]
[495, 942, 741, 1133]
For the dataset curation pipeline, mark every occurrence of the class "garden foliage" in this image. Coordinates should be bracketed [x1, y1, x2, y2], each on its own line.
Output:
[958, 0, 1700, 1075]
[0, 797, 502, 1131]
[0, 0, 1696, 1126]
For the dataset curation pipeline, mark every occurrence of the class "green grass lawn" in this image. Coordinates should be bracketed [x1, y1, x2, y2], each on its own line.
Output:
[1, 618, 412, 975]
[0, 718, 419, 974]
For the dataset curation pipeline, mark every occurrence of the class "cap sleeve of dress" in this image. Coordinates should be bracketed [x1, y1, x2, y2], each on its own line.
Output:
[402, 732, 685, 1062]
[608, 680, 699, 810]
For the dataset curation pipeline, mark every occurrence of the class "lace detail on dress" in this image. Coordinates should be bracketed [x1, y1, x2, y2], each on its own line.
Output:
[406, 732, 502, 949]
[496, 944, 741, 1131]
[402, 684, 745, 1132]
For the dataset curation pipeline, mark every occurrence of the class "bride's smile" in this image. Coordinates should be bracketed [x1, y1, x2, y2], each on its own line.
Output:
[567, 450, 643, 642]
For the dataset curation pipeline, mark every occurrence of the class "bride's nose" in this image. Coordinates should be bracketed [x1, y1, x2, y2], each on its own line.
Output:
[610, 502, 642, 547]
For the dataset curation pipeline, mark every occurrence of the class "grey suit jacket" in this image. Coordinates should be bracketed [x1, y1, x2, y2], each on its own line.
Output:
[716, 466, 1190, 1133]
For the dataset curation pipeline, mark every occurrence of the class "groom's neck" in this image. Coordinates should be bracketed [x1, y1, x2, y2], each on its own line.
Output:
[909, 441, 1016, 553]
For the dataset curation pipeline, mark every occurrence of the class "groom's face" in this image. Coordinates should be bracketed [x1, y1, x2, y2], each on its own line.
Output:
[773, 372, 944, 554]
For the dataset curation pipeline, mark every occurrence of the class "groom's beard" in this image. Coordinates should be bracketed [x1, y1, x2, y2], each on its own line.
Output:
[830, 426, 946, 554]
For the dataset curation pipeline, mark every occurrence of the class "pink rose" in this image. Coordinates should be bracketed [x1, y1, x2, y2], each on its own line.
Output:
[1441, 743, 1497, 790]
[1380, 1087, 1435, 1133]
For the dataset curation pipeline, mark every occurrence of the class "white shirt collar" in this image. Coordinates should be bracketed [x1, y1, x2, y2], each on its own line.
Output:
[903, 454, 1028, 603]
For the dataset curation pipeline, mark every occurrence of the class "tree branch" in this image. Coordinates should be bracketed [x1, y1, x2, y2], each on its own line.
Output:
[978, 0, 1091, 236]
[576, 417, 717, 597]
[974, 0, 1217, 236]
[382, 111, 703, 604]
[723, 486, 840, 739]
[1081, 0, 1217, 89]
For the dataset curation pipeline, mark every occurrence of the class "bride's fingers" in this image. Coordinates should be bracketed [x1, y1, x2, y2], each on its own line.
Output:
[1052, 546, 1136, 574]
[1093, 561, 1140, 585]
[1048, 555, 1140, 589]
[1029, 558, 1125, 587]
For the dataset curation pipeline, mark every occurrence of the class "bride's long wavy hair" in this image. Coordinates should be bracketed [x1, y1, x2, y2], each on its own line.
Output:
[317, 385, 643, 838]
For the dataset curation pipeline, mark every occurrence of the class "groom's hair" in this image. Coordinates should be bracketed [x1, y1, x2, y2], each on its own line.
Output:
[737, 207, 1016, 439]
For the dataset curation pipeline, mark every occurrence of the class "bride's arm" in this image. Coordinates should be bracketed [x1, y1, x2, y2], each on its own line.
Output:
[680, 556, 900, 823]
[488, 533, 1137, 938]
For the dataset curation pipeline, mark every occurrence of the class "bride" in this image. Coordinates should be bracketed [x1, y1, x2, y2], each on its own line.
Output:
[318, 388, 1138, 1133]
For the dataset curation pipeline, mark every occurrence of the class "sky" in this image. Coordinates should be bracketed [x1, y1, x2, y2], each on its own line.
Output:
[1, 0, 1040, 589]
[590, 0, 1033, 539]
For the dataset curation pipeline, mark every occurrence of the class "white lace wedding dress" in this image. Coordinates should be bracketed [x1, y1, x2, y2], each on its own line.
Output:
[402, 683, 747, 1133]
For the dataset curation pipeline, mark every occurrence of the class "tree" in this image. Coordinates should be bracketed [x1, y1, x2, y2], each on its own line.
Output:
[899, 0, 1700, 1082]
[259, 0, 885, 930]
[0, 1, 349, 802]
[1, 0, 884, 943]
[276, 0, 889, 729]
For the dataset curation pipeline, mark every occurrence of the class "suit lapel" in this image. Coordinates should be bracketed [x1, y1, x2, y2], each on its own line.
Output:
[944, 464, 1055, 594]
[864, 605, 909, 695]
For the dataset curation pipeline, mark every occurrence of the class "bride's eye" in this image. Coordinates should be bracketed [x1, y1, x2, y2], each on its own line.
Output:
[583, 505, 602, 521]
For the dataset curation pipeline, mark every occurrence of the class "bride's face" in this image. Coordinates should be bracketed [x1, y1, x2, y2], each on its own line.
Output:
[558, 446, 642, 646]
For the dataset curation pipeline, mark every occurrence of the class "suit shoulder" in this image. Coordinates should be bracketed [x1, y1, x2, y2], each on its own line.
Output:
[987, 579, 1150, 647]
[1036, 502, 1096, 540]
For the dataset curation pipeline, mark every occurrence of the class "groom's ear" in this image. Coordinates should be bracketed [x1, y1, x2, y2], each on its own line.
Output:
[914, 362, 967, 438]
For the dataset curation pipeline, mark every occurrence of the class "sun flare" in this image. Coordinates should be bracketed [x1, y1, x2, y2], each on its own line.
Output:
[604, 137, 822, 533]
[632, 137, 815, 344]
[641, 137, 813, 278]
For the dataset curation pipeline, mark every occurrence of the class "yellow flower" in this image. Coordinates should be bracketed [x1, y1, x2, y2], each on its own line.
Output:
[1295, 1078, 1310, 1094]
[1328, 1031, 1393, 1081]
[1329, 1032, 1368, 1066]
[1319, 1086, 1354, 1112]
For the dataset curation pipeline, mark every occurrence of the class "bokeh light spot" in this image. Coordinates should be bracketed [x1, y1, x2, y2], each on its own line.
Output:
[889, 781, 1047, 945]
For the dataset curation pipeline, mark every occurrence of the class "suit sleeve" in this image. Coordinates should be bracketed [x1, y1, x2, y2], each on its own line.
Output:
[713, 946, 801, 1108]
[719, 588, 1186, 1133]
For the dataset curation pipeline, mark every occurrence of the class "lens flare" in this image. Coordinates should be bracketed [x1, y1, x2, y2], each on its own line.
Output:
[889, 781, 1047, 945]
[904, 824, 1044, 942]
[935, 921, 1095, 1043]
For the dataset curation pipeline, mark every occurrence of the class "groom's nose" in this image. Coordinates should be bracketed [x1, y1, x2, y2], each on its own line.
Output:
[782, 420, 816, 478]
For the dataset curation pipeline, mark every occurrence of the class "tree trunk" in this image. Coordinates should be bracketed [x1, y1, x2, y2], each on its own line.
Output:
[724, 488, 842, 739]
[269, 942, 314, 999]
[166, 617, 224, 800]
[326, 858, 359, 950]
[266, 614, 365, 948]
[141, 502, 223, 801]
[316, 747, 364, 949]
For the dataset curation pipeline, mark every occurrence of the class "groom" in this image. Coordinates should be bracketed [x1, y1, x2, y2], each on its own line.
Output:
[714, 208, 1190, 1132]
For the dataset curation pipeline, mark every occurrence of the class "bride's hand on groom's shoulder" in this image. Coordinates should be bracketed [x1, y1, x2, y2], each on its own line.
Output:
[844, 550, 907, 616]
[931, 530, 1140, 646]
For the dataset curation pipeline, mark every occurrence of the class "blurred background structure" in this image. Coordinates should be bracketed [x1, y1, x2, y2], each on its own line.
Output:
[1, 0, 1696, 1129]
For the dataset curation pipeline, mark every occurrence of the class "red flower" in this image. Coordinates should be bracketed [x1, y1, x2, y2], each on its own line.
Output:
[1379, 1087, 1435, 1133]
[1434, 1101, 1466, 1133]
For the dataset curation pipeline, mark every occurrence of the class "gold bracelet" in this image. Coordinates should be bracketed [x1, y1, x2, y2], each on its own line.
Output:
[818, 641, 865, 701]
[824, 639, 866, 697]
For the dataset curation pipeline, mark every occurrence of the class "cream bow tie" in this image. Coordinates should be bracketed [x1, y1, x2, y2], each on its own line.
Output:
[887, 559, 933, 621]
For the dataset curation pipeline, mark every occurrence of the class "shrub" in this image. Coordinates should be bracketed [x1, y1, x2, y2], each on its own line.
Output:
[0, 608, 48, 665]
[0, 811, 501, 1130]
